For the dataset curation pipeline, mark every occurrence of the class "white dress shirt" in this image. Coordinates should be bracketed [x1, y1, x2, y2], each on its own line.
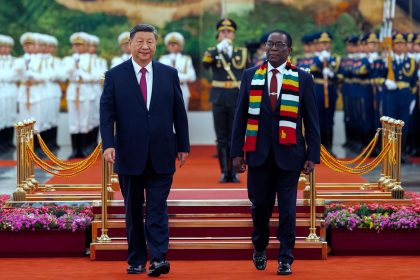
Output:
[267, 61, 286, 98]
[132, 58, 153, 110]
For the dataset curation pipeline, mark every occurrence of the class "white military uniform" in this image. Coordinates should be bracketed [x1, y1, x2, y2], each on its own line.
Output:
[0, 35, 18, 131]
[86, 35, 107, 133]
[15, 33, 46, 132]
[159, 32, 196, 110]
[111, 31, 131, 68]
[43, 35, 63, 131]
[63, 33, 93, 134]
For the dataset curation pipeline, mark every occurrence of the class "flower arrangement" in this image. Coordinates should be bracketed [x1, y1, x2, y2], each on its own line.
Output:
[0, 195, 9, 208]
[325, 192, 420, 232]
[0, 205, 93, 232]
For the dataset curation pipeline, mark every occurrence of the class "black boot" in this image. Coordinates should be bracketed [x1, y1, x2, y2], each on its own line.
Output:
[68, 134, 79, 159]
[0, 129, 8, 153]
[6, 127, 15, 149]
[217, 147, 230, 183]
[78, 133, 89, 158]
[326, 130, 334, 153]
[51, 126, 60, 150]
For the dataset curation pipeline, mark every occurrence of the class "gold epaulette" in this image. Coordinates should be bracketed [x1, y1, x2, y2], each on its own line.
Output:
[202, 51, 213, 63]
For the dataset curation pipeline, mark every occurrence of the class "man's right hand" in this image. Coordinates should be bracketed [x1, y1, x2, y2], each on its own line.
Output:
[103, 148, 116, 164]
[232, 156, 247, 173]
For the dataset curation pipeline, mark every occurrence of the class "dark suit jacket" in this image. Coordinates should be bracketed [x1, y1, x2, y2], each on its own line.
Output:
[231, 65, 320, 171]
[100, 60, 190, 175]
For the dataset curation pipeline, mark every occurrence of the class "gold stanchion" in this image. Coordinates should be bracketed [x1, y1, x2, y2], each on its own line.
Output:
[106, 162, 115, 200]
[391, 120, 404, 199]
[28, 119, 39, 190]
[97, 156, 111, 243]
[298, 173, 307, 190]
[383, 118, 395, 191]
[306, 169, 320, 242]
[22, 120, 34, 193]
[377, 116, 389, 190]
[12, 122, 26, 201]
[109, 164, 120, 193]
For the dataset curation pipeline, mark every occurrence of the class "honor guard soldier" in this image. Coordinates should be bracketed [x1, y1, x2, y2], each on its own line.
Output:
[43, 35, 63, 151]
[366, 33, 387, 133]
[15, 33, 45, 136]
[310, 32, 340, 153]
[86, 34, 107, 154]
[63, 32, 92, 159]
[159, 32, 196, 110]
[296, 34, 316, 70]
[111, 31, 131, 68]
[383, 32, 418, 162]
[338, 36, 357, 149]
[202, 18, 248, 183]
[409, 34, 420, 156]
[0, 35, 18, 153]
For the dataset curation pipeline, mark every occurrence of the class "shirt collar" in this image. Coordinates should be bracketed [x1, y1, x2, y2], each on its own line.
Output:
[267, 61, 286, 74]
[132, 58, 153, 75]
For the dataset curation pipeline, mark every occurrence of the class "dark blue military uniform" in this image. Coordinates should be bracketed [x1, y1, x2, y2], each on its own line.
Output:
[202, 18, 248, 182]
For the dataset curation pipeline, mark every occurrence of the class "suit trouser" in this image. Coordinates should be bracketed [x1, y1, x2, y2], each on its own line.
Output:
[247, 150, 300, 264]
[118, 158, 172, 265]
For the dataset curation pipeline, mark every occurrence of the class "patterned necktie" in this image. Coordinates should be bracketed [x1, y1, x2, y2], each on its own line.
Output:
[269, 68, 279, 111]
[140, 67, 147, 105]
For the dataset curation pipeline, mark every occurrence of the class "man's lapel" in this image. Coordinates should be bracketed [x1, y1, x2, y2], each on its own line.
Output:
[123, 60, 147, 110]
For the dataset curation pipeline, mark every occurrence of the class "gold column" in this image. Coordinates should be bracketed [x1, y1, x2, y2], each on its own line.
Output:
[110, 164, 120, 193]
[383, 118, 395, 191]
[106, 162, 115, 201]
[306, 169, 320, 242]
[377, 116, 389, 190]
[391, 120, 404, 199]
[12, 122, 26, 201]
[97, 156, 111, 243]
[28, 119, 39, 190]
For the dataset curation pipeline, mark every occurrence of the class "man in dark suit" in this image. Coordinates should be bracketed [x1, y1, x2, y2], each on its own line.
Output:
[100, 24, 189, 277]
[202, 18, 248, 183]
[231, 30, 320, 275]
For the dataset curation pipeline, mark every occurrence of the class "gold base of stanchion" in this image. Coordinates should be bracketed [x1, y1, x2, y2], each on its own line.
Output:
[391, 184, 404, 199]
[12, 187, 27, 201]
[96, 234, 112, 243]
[306, 231, 320, 242]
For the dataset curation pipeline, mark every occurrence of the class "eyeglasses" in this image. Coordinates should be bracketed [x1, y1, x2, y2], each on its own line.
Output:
[265, 41, 288, 49]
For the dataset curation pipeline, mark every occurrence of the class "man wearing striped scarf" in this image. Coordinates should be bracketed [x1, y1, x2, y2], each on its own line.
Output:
[231, 30, 320, 275]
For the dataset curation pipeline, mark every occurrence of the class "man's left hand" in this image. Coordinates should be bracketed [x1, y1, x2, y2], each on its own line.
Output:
[302, 161, 315, 175]
[178, 152, 189, 168]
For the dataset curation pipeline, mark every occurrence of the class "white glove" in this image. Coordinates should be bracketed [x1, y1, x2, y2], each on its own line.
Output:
[322, 67, 334, 78]
[217, 39, 231, 53]
[385, 79, 397, 90]
[320, 50, 331, 61]
[417, 69, 420, 79]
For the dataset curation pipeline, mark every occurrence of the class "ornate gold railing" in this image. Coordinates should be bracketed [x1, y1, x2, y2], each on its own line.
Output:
[12, 119, 117, 201]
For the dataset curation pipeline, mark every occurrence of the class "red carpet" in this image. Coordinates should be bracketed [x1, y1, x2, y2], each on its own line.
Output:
[0, 160, 17, 167]
[45, 145, 366, 187]
[0, 256, 419, 279]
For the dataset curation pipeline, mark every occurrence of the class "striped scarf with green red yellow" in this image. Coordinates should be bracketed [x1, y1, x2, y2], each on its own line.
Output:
[243, 61, 300, 151]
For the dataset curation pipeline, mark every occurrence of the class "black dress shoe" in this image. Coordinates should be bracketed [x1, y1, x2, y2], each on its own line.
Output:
[277, 262, 292, 275]
[148, 260, 170, 277]
[252, 250, 267, 270]
[127, 264, 146, 274]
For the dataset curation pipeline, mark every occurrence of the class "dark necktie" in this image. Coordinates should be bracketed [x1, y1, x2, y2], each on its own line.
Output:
[140, 67, 147, 105]
[269, 68, 279, 111]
